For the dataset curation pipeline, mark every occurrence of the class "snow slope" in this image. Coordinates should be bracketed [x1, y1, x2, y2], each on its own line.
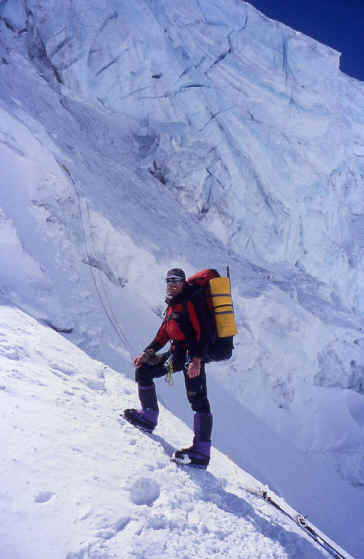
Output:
[0, 0, 364, 557]
[1, 305, 331, 559]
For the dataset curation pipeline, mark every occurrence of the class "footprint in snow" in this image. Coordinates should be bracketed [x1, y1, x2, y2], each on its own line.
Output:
[34, 491, 55, 503]
[130, 478, 160, 506]
[82, 378, 105, 391]
[96, 517, 130, 540]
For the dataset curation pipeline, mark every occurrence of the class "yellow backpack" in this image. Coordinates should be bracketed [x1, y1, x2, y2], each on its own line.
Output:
[209, 270, 238, 338]
[186, 267, 238, 362]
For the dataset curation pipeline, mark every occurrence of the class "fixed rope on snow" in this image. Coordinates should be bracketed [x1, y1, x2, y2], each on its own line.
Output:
[60, 162, 134, 359]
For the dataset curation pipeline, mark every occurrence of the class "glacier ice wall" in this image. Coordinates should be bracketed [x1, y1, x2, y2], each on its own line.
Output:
[2, 0, 363, 311]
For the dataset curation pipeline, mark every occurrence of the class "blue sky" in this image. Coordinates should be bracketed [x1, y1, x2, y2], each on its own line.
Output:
[249, 0, 363, 82]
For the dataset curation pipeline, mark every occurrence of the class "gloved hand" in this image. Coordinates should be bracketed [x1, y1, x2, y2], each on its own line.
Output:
[133, 349, 170, 368]
[187, 356, 201, 378]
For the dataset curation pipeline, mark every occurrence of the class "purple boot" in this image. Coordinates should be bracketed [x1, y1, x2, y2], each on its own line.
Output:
[123, 384, 159, 433]
[172, 412, 212, 469]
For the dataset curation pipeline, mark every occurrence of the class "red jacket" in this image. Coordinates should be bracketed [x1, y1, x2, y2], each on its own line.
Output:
[145, 290, 209, 359]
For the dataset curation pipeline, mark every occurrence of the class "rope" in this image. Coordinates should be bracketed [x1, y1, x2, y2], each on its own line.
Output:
[61, 163, 134, 357]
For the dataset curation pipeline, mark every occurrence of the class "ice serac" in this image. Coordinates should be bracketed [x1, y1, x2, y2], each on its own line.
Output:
[0, 1, 364, 556]
[16, 0, 364, 315]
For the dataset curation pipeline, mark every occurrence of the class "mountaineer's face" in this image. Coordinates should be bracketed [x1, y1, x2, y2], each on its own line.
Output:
[166, 278, 184, 297]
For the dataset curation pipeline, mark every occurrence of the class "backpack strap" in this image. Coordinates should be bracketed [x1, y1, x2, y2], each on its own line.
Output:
[178, 288, 216, 360]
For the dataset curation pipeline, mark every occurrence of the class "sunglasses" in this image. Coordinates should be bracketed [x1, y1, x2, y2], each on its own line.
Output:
[166, 277, 184, 284]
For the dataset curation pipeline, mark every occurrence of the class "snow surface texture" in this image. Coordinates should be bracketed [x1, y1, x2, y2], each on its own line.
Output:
[0, 0, 363, 556]
[0, 306, 338, 558]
